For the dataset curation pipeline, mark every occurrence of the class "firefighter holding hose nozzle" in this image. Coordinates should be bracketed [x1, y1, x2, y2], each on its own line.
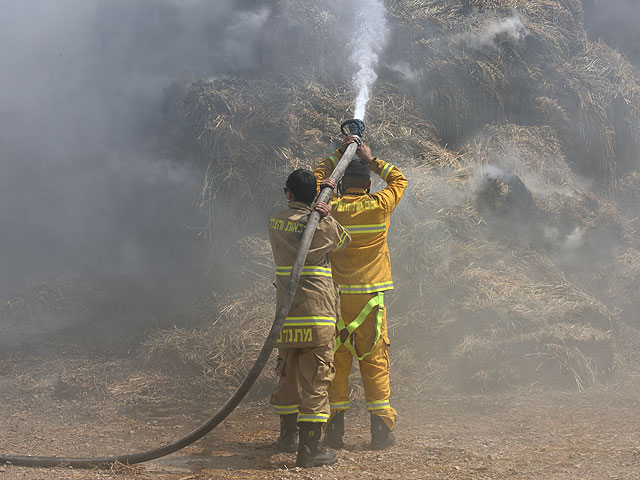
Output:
[314, 134, 407, 450]
[269, 169, 351, 467]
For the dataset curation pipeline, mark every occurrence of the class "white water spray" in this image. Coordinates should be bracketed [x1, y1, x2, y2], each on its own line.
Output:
[349, 0, 389, 120]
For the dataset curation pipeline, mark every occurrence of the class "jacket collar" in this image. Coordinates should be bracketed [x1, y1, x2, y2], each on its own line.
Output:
[288, 201, 313, 212]
[344, 187, 367, 196]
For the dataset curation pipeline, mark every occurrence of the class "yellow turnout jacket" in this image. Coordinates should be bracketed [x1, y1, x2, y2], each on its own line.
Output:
[314, 150, 407, 294]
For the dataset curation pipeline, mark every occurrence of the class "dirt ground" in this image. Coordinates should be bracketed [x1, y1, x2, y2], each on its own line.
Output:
[1, 349, 639, 480]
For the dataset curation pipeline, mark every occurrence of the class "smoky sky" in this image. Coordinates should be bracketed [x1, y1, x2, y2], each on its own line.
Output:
[1, 0, 637, 302]
[0, 0, 271, 299]
[583, 0, 640, 66]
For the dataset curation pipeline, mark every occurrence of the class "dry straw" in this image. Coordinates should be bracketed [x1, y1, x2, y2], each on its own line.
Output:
[160, 0, 640, 392]
[8, 0, 639, 396]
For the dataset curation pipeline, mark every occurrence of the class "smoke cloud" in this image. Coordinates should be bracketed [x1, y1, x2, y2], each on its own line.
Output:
[583, 0, 640, 66]
[387, 61, 420, 84]
[460, 15, 529, 50]
[0, 0, 270, 299]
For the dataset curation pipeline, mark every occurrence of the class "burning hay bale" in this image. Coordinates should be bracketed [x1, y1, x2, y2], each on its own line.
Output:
[460, 124, 577, 192]
[155, 0, 640, 396]
[385, 1, 640, 189]
[472, 165, 535, 229]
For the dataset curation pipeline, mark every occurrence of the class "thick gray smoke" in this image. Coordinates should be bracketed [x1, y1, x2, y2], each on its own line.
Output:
[583, 0, 640, 66]
[459, 15, 529, 50]
[0, 0, 269, 299]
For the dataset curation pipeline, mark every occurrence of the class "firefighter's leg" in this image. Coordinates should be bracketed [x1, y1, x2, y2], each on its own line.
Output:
[297, 343, 334, 422]
[271, 348, 301, 451]
[327, 344, 353, 413]
[325, 342, 351, 448]
[295, 344, 337, 467]
[325, 284, 349, 448]
[352, 293, 398, 433]
[328, 294, 359, 415]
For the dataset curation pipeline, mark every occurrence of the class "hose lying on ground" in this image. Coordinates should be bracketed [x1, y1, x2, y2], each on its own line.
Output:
[0, 142, 358, 469]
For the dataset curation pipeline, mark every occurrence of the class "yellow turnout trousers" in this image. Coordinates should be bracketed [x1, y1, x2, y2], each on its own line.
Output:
[328, 292, 397, 430]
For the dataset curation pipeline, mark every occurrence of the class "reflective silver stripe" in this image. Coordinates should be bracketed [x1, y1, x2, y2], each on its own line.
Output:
[276, 265, 332, 277]
[335, 231, 349, 250]
[345, 223, 386, 234]
[367, 400, 391, 411]
[273, 404, 299, 414]
[340, 282, 394, 293]
[330, 401, 350, 410]
[297, 413, 330, 422]
[381, 162, 394, 181]
[284, 317, 336, 326]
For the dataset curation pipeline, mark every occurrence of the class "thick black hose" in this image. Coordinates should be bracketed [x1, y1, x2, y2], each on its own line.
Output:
[0, 143, 358, 469]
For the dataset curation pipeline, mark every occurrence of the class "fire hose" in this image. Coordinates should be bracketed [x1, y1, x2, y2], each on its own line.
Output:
[0, 120, 364, 468]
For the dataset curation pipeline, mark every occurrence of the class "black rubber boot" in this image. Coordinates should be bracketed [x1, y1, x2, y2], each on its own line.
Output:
[277, 414, 298, 453]
[323, 411, 344, 449]
[370, 414, 395, 450]
[296, 422, 338, 468]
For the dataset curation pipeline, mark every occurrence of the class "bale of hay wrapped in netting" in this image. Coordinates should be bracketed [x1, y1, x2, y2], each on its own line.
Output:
[141, 280, 276, 397]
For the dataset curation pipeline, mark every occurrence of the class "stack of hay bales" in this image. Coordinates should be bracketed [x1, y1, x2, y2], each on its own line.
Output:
[143, 0, 640, 394]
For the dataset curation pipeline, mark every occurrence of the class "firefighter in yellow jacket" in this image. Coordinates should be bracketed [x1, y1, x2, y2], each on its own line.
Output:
[269, 168, 351, 467]
[314, 136, 407, 450]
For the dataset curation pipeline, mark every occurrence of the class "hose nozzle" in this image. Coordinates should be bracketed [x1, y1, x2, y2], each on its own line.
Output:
[340, 118, 365, 138]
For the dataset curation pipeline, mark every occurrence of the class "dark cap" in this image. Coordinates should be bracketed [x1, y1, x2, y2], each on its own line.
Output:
[344, 158, 370, 180]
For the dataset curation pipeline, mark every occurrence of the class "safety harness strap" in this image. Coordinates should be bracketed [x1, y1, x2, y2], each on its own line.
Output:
[334, 292, 384, 360]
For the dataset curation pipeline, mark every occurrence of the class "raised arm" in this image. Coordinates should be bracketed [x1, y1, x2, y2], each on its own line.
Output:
[355, 142, 407, 213]
[370, 157, 407, 213]
[313, 135, 361, 192]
